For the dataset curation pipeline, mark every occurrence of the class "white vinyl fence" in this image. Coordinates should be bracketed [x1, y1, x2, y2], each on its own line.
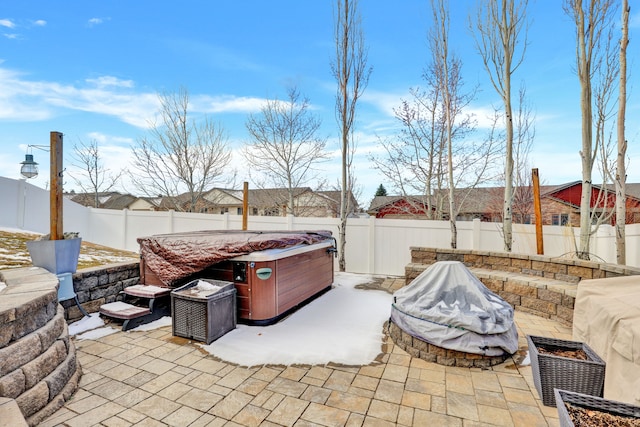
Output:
[3, 176, 639, 276]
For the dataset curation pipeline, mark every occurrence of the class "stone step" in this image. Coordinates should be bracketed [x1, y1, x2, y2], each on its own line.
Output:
[99, 301, 150, 320]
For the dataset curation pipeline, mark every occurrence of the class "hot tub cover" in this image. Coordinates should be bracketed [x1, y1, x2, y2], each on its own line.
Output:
[137, 230, 333, 286]
[390, 261, 518, 356]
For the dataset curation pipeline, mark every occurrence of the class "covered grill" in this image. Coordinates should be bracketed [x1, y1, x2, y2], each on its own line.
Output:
[390, 261, 518, 357]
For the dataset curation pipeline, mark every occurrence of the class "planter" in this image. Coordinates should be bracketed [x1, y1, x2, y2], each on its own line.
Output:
[555, 389, 640, 427]
[527, 335, 605, 406]
[27, 237, 82, 274]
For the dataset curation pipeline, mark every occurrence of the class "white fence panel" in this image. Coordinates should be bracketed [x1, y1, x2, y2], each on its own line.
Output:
[2, 177, 637, 275]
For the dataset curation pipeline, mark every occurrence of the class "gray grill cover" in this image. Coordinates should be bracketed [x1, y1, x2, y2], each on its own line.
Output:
[390, 261, 518, 356]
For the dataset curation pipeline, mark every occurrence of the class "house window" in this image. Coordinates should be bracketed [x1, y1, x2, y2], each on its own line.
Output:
[220, 207, 229, 214]
[237, 207, 243, 215]
[252, 207, 258, 215]
[551, 214, 569, 226]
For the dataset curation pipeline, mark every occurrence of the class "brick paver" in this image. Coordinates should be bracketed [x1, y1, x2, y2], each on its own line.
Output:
[42, 309, 571, 426]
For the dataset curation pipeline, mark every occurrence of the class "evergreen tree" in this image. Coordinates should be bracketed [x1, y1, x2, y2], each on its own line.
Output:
[375, 184, 388, 197]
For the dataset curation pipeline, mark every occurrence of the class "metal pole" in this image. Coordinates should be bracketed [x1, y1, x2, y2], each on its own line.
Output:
[532, 168, 544, 255]
[50, 131, 63, 240]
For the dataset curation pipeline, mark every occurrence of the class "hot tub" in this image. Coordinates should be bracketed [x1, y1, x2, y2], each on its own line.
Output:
[206, 241, 335, 324]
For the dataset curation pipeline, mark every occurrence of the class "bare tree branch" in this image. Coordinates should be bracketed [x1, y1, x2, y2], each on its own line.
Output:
[472, 0, 530, 252]
[242, 86, 329, 216]
[331, 0, 372, 271]
[129, 87, 233, 212]
[69, 138, 123, 207]
[563, 0, 618, 259]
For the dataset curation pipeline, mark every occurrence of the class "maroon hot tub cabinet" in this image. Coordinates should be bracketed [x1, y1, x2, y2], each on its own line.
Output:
[206, 241, 335, 324]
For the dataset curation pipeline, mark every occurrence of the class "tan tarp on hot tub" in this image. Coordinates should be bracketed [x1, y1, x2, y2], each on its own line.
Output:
[573, 275, 640, 406]
[137, 230, 333, 286]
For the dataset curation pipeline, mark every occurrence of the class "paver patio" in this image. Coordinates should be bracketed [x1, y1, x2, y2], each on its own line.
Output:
[41, 285, 571, 426]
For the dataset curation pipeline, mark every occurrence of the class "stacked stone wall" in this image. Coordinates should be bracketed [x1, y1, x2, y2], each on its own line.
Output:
[405, 247, 640, 326]
[60, 262, 140, 322]
[0, 261, 139, 425]
[387, 322, 509, 368]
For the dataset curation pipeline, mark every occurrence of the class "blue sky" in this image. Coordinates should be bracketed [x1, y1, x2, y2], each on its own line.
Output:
[1, 1, 639, 206]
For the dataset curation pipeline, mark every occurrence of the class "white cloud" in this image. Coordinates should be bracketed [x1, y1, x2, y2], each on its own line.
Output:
[87, 18, 104, 27]
[361, 89, 406, 117]
[86, 76, 134, 89]
[32, 20, 46, 27]
[2, 33, 19, 40]
[0, 66, 310, 131]
[47, 88, 160, 128]
[0, 67, 158, 127]
[193, 94, 268, 114]
[85, 132, 134, 146]
[0, 19, 15, 29]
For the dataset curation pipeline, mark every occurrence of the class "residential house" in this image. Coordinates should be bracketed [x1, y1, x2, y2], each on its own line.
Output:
[65, 191, 153, 210]
[67, 187, 360, 218]
[367, 181, 640, 225]
[197, 187, 360, 218]
[539, 181, 640, 225]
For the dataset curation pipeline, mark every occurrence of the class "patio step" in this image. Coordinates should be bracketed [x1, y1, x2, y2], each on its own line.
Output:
[99, 284, 172, 331]
[100, 301, 151, 319]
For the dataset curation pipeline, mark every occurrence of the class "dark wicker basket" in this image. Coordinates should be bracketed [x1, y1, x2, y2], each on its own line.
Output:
[527, 335, 605, 406]
[171, 279, 236, 344]
[555, 389, 640, 427]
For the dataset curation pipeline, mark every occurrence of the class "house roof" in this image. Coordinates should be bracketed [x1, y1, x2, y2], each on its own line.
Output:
[368, 182, 640, 215]
[65, 191, 138, 209]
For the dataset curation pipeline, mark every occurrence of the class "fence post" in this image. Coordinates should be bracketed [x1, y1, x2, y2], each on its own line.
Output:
[167, 210, 174, 234]
[286, 213, 294, 230]
[368, 216, 376, 274]
[16, 178, 26, 229]
[472, 218, 481, 250]
[122, 209, 128, 251]
[222, 212, 229, 230]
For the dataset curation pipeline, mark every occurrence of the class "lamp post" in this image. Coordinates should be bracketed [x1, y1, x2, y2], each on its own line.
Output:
[19, 131, 64, 240]
[50, 132, 63, 240]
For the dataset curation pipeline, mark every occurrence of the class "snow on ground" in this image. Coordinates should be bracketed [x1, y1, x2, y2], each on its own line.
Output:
[68, 272, 393, 367]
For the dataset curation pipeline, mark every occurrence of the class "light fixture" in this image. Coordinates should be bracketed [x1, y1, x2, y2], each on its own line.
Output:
[19, 144, 50, 179]
[20, 153, 39, 179]
[18, 134, 65, 240]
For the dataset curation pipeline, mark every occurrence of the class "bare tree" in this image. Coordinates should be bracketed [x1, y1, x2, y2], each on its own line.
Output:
[563, 0, 617, 259]
[370, 88, 449, 220]
[371, 96, 502, 224]
[331, 0, 372, 271]
[593, 19, 619, 235]
[472, 0, 529, 252]
[69, 139, 123, 207]
[371, 0, 505, 235]
[510, 84, 536, 223]
[129, 88, 233, 212]
[242, 87, 329, 216]
[615, 0, 629, 264]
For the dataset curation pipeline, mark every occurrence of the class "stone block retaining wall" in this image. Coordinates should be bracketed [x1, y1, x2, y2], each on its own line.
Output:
[0, 261, 140, 426]
[387, 321, 510, 368]
[0, 268, 81, 426]
[61, 262, 140, 322]
[392, 247, 640, 366]
[404, 247, 640, 325]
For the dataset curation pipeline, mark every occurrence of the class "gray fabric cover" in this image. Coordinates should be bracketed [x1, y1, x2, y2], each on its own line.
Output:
[390, 261, 518, 356]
